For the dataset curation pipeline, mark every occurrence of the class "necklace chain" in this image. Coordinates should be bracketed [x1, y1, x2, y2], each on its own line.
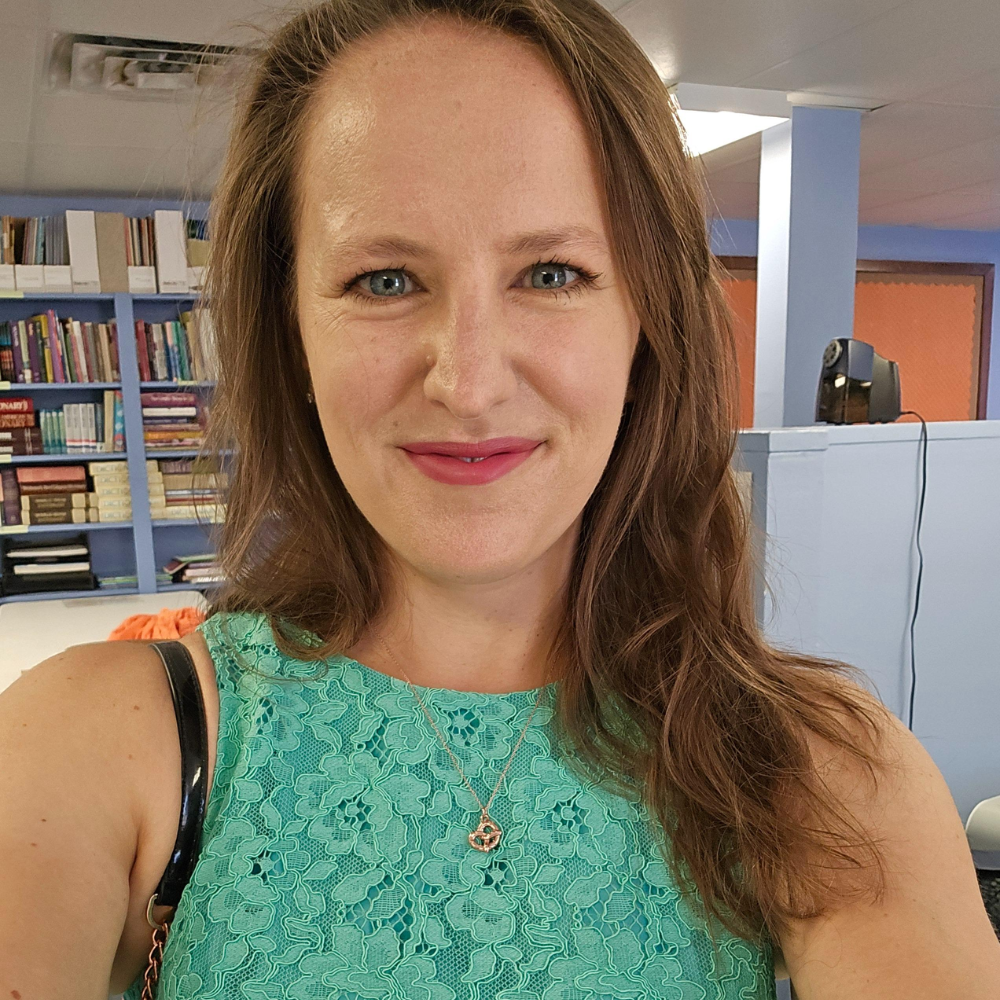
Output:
[374, 633, 549, 847]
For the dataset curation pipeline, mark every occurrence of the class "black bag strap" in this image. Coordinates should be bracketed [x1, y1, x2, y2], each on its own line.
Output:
[148, 639, 209, 909]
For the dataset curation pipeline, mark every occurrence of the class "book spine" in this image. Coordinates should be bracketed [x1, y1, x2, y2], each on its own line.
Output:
[98, 323, 113, 382]
[25, 319, 40, 383]
[0, 413, 34, 429]
[135, 321, 151, 381]
[40, 314, 54, 382]
[140, 392, 198, 406]
[108, 320, 121, 380]
[82, 322, 98, 383]
[113, 390, 125, 452]
[0, 396, 32, 414]
[47, 309, 65, 382]
[0, 467, 22, 525]
[11, 319, 24, 382]
[71, 320, 88, 382]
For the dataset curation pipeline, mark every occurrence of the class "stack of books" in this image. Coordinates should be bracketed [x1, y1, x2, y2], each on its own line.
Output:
[0, 394, 125, 455]
[142, 391, 207, 452]
[149, 457, 227, 521]
[1, 534, 96, 596]
[0, 311, 120, 383]
[0, 396, 41, 456]
[89, 461, 132, 523]
[134, 308, 217, 382]
[1, 465, 91, 526]
[0, 210, 208, 294]
[161, 552, 224, 587]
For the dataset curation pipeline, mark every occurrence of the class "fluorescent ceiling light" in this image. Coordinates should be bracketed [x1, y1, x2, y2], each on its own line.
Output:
[674, 109, 788, 156]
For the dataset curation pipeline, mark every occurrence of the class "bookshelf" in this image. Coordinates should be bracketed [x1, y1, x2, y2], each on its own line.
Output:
[1, 290, 221, 604]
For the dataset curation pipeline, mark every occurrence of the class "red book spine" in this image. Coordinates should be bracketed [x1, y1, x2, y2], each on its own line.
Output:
[47, 309, 66, 383]
[14, 464, 86, 484]
[0, 467, 22, 525]
[0, 413, 34, 429]
[0, 396, 33, 414]
[135, 321, 152, 381]
[109, 320, 121, 380]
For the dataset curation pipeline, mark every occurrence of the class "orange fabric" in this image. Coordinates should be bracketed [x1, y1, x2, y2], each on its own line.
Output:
[108, 606, 206, 641]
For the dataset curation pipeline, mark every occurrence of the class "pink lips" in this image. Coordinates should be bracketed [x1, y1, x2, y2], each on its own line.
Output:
[400, 437, 543, 485]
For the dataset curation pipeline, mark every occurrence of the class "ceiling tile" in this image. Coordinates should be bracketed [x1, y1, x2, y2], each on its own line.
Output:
[860, 102, 1000, 174]
[911, 64, 1000, 108]
[47, 0, 278, 47]
[0, 25, 42, 143]
[927, 207, 1000, 229]
[862, 183, 1000, 227]
[615, 0, 904, 87]
[862, 135, 1000, 195]
[738, 0, 1000, 104]
[30, 89, 232, 150]
[23, 140, 225, 198]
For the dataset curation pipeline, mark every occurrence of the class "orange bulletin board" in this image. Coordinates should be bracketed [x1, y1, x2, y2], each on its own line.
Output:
[719, 261, 992, 427]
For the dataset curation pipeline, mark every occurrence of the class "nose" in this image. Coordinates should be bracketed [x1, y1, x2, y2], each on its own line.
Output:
[420, 288, 519, 420]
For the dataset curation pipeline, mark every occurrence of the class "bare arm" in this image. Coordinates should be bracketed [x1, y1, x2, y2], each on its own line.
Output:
[777, 695, 1000, 999]
[0, 641, 156, 999]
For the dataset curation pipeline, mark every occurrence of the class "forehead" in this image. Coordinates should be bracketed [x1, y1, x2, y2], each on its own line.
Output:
[294, 19, 610, 251]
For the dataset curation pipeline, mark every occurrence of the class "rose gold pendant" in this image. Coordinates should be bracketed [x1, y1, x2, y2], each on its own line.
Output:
[469, 812, 502, 852]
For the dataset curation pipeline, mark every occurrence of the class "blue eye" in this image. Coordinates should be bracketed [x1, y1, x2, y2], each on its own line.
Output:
[341, 259, 600, 306]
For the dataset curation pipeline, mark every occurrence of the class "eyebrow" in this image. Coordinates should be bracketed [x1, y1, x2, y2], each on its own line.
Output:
[324, 225, 609, 261]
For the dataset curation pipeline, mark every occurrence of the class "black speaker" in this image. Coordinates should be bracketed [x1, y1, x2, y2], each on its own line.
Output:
[815, 338, 901, 424]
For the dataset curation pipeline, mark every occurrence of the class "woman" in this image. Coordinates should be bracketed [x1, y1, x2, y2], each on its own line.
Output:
[2, 1, 998, 997]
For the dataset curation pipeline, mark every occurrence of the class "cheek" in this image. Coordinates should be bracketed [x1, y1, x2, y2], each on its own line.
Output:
[300, 310, 406, 439]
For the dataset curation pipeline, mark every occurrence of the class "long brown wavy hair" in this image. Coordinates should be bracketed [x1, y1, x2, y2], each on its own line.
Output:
[203, 0, 895, 952]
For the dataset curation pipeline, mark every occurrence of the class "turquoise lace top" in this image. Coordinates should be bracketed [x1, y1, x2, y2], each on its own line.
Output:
[123, 611, 776, 999]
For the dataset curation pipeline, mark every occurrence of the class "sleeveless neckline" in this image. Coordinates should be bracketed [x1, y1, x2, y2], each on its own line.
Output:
[335, 652, 560, 700]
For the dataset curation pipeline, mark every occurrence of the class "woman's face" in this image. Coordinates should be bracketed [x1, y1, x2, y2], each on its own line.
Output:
[294, 19, 640, 587]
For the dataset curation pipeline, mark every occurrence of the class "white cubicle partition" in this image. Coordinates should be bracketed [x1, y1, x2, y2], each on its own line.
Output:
[736, 420, 1000, 822]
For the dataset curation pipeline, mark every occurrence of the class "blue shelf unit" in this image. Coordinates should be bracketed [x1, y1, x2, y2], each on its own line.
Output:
[1, 291, 221, 604]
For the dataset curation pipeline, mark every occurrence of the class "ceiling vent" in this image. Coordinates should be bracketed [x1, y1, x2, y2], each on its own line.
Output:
[47, 32, 254, 99]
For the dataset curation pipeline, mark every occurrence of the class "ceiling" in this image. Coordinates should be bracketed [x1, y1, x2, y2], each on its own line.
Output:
[2, 0, 999, 229]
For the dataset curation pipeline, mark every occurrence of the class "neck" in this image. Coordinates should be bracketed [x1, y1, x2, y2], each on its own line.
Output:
[346, 530, 576, 694]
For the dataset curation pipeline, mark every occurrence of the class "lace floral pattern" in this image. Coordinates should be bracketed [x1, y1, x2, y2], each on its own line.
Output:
[123, 612, 776, 999]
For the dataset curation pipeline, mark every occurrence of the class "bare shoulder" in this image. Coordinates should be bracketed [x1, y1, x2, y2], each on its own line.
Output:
[776, 672, 1000, 998]
[0, 631, 220, 997]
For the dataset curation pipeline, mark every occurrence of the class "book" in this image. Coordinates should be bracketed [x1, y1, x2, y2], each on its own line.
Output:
[0, 412, 34, 429]
[17, 482, 88, 496]
[13, 560, 91, 575]
[0, 467, 21, 526]
[94, 211, 129, 293]
[22, 508, 88, 525]
[65, 210, 101, 294]
[154, 210, 189, 293]
[0, 397, 32, 414]
[5, 544, 87, 559]
[21, 493, 89, 509]
[15, 465, 86, 483]
[142, 406, 199, 417]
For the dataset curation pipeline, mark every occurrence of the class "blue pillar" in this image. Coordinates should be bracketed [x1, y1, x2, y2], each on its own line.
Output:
[754, 106, 863, 427]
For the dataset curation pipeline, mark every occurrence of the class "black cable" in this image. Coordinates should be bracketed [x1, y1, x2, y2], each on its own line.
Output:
[900, 410, 928, 732]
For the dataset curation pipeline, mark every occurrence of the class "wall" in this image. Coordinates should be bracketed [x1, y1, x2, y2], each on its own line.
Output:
[711, 219, 1000, 420]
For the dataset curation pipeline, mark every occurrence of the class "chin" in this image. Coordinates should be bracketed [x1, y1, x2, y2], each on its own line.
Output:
[393, 525, 548, 584]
